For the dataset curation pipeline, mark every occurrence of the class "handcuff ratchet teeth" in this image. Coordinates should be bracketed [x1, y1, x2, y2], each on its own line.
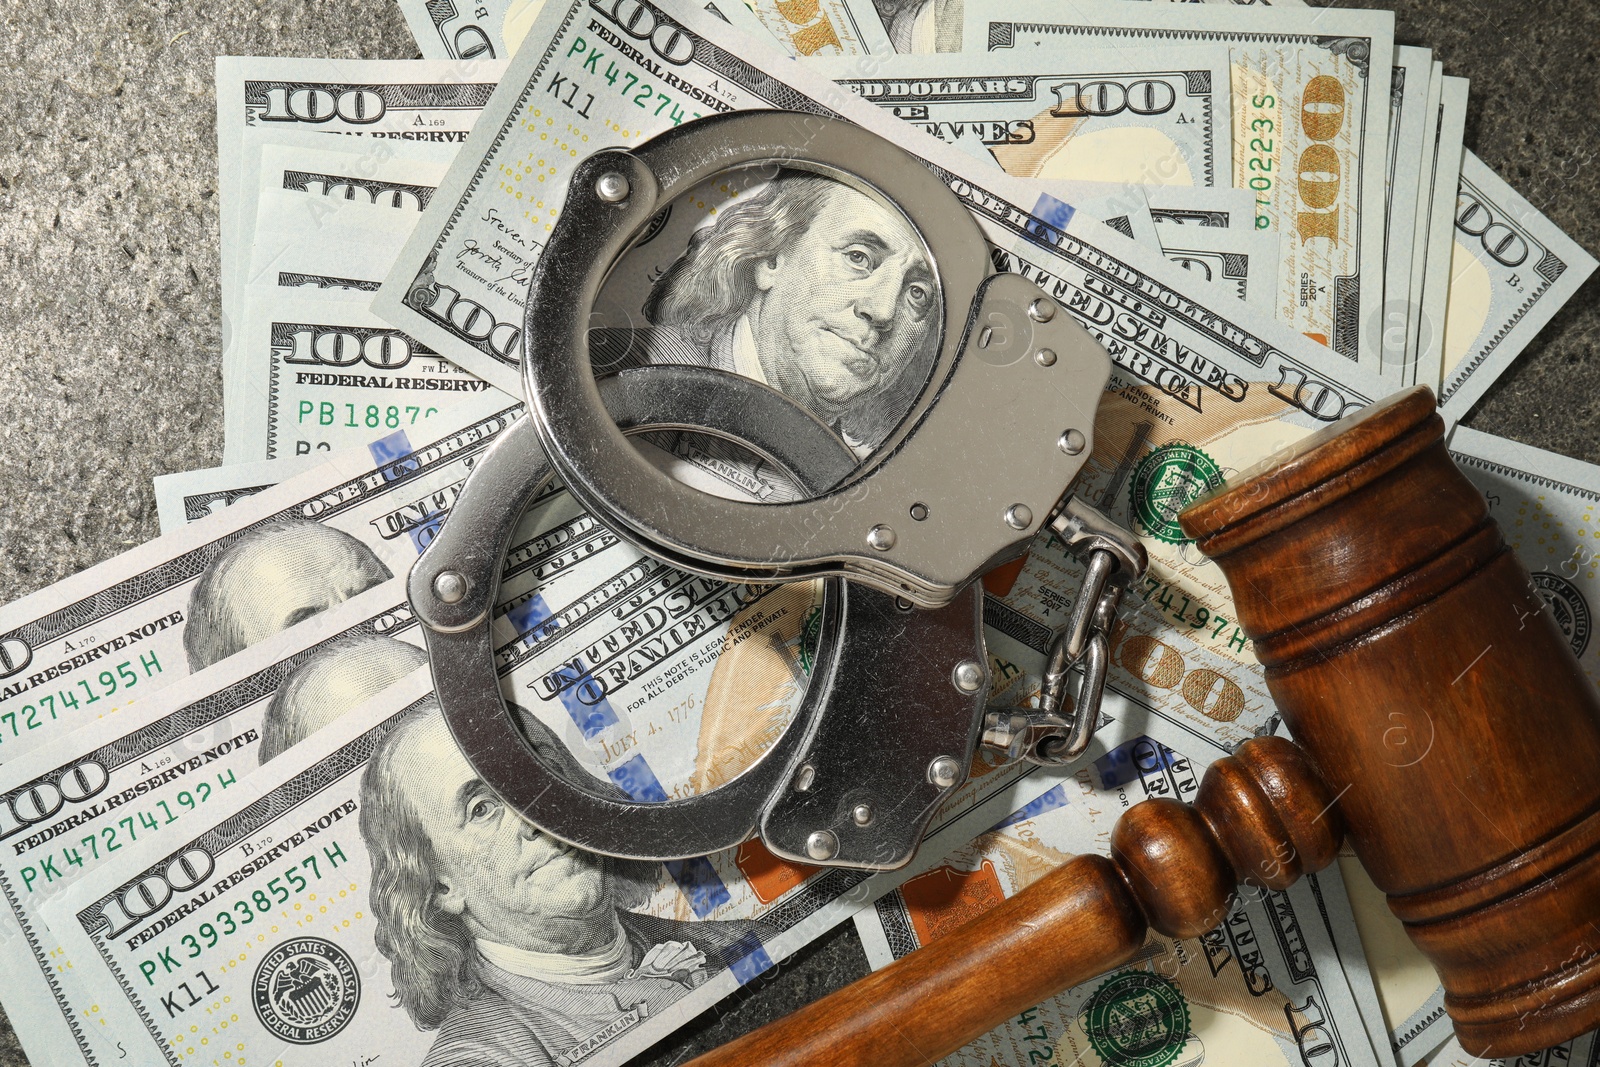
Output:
[413, 111, 1147, 870]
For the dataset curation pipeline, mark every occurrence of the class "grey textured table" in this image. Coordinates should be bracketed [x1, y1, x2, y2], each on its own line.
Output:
[0, 0, 1596, 1063]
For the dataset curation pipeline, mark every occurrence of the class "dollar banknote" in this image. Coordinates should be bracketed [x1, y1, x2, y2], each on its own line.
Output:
[233, 137, 456, 297]
[155, 456, 331, 534]
[401, 0, 815, 63]
[1146, 184, 1257, 231]
[815, 50, 1235, 188]
[1435, 155, 1598, 426]
[1415, 77, 1469, 400]
[853, 735, 1386, 1067]
[0, 580, 422, 1066]
[1373, 46, 1434, 385]
[963, 0, 1396, 387]
[223, 291, 513, 464]
[1420, 1034, 1596, 1067]
[0, 405, 518, 764]
[838, 0, 1297, 56]
[1402, 61, 1444, 383]
[1156, 219, 1279, 312]
[216, 57, 506, 370]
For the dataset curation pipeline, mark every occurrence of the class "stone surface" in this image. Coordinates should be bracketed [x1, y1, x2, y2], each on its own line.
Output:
[0, 0, 1596, 1063]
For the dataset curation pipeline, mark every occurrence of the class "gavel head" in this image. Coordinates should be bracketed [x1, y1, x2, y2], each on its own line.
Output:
[1180, 386, 1600, 1058]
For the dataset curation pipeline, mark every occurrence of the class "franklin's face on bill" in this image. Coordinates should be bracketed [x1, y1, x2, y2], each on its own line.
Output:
[749, 185, 936, 416]
[395, 711, 614, 952]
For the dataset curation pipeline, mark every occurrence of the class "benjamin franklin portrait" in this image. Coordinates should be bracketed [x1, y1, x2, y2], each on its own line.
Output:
[257, 634, 427, 763]
[183, 519, 391, 672]
[360, 700, 773, 1067]
[591, 170, 941, 456]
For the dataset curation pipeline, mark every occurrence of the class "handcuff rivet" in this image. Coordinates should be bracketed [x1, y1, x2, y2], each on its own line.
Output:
[594, 171, 630, 203]
[952, 659, 985, 694]
[1005, 503, 1034, 530]
[1034, 348, 1057, 368]
[867, 524, 897, 551]
[1059, 429, 1086, 456]
[909, 502, 929, 521]
[928, 756, 962, 788]
[1029, 298, 1057, 323]
[793, 763, 816, 793]
[852, 803, 874, 827]
[433, 570, 468, 605]
[806, 830, 839, 861]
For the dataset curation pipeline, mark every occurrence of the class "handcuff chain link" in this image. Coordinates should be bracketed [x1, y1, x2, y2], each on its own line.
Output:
[981, 497, 1148, 767]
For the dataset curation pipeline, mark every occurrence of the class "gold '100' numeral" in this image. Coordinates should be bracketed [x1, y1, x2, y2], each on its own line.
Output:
[1296, 75, 1345, 243]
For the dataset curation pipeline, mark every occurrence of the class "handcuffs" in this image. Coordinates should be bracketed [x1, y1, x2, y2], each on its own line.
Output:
[410, 111, 1147, 870]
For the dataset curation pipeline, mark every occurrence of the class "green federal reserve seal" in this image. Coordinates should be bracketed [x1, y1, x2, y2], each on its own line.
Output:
[1083, 971, 1190, 1067]
[1129, 443, 1226, 544]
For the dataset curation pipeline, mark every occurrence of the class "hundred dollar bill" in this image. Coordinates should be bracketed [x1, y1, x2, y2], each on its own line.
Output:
[232, 137, 456, 301]
[0, 580, 423, 1067]
[1338, 852, 1450, 1066]
[234, 135, 458, 285]
[1436, 155, 1598, 427]
[854, 736, 1385, 1067]
[378, 0, 1405, 758]
[0, 405, 518, 763]
[965, 0, 1396, 386]
[815, 50, 1235, 188]
[1374, 47, 1434, 385]
[1146, 184, 1257, 231]
[1403, 62, 1444, 383]
[1421, 1033, 1595, 1067]
[1450, 426, 1600, 691]
[223, 291, 514, 464]
[40, 657, 1069, 1067]
[840, 0, 1291, 56]
[155, 455, 332, 534]
[1415, 77, 1469, 400]
[217, 57, 506, 366]
[403, 0, 791, 63]
[1157, 220, 1279, 313]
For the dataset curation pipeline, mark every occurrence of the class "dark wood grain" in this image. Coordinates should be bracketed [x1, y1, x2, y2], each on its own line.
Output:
[684, 386, 1600, 1066]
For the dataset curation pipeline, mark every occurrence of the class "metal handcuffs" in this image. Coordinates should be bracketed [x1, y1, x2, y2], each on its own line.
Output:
[411, 111, 1146, 871]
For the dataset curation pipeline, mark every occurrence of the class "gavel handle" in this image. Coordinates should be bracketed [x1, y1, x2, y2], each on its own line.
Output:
[685, 736, 1346, 1067]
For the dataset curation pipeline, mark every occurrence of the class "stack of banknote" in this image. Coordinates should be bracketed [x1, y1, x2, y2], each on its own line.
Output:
[0, 1, 1596, 1065]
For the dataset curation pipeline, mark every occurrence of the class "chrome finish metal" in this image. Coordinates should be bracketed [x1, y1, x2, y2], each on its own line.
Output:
[928, 756, 962, 788]
[432, 571, 467, 605]
[806, 830, 839, 861]
[416, 364, 986, 870]
[978, 496, 1146, 766]
[1005, 503, 1034, 531]
[952, 658, 986, 694]
[594, 171, 629, 202]
[1059, 429, 1087, 455]
[518, 110, 1111, 609]
[1034, 348, 1057, 368]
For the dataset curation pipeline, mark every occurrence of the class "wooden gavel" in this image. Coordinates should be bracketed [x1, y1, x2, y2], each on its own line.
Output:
[686, 386, 1600, 1064]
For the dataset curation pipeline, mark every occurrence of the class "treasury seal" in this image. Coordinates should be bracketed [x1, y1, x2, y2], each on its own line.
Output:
[1082, 971, 1190, 1067]
[1129, 443, 1225, 544]
[252, 936, 361, 1044]
[1532, 571, 1592, 658]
